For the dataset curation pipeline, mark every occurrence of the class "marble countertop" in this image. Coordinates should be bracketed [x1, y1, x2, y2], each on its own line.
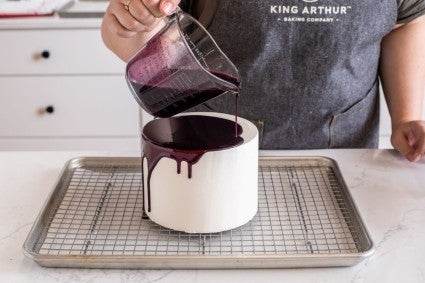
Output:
[1, 149, 424, 283]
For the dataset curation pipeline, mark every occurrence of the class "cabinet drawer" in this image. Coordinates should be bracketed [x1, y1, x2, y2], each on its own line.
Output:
[0, 76, 140, 137]
[0, 29, 125, 75]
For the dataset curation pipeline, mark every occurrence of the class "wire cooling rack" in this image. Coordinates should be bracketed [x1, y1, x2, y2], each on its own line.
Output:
[24, 157, 373, 268]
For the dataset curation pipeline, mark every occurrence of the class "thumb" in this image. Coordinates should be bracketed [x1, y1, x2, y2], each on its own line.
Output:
[391, 121, 425, 162]
[391, 127, 414, 157]
[406, 134, 425, 162]
[160, 0, 180, 15]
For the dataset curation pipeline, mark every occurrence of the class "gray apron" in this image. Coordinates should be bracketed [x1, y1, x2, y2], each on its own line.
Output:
[192, 0, 398, 149]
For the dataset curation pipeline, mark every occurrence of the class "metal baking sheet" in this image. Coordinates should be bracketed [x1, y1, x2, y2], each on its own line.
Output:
[23, 156, 374, 269]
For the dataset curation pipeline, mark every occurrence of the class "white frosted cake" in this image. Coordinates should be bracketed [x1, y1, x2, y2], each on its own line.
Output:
[142, 112, 259, 233]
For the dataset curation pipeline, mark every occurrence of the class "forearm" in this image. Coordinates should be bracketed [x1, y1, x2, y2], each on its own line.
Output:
[379, 15, 425, 130]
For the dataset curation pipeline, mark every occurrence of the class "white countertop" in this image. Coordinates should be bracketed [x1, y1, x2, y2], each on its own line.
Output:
[1, 149, 424, 282]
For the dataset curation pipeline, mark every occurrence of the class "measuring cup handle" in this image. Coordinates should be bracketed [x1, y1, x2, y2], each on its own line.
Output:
[170, 5, 183, 17]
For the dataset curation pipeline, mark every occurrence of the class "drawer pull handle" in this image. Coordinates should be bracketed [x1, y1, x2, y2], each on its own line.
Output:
[45, 105, 54, 114]
[41, 50, 50, 59]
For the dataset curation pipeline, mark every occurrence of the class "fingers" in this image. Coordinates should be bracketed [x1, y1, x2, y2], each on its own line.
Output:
[159, 0, 181, 15]
[104, 7, 135, 37]
[391, 120, 425, 162]
[391, 126, 412, 156]
[408, 135, 425, 162]
[141, 0, 164, 18]
[137, 0, 180, 18]
[128, 0, 159, 29]
[403, 131, 421, 162]
[105, 0, 147, 36]
[104, 0, 180, 38]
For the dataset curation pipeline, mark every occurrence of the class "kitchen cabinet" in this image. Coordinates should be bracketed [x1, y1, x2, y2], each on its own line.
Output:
[0, 17, 140, 151]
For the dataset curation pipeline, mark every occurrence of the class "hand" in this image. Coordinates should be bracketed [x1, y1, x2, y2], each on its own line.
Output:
[103, 0, 181, 38]
[391, 120, 425, 162]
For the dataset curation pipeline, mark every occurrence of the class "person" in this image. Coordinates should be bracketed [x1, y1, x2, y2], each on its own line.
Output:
[101, 0, 425, 162]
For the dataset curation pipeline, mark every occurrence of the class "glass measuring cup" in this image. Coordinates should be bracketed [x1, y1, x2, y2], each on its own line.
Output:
[125, 8, 240, 118]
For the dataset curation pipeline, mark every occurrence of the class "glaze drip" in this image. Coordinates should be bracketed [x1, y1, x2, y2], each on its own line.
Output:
[142, 115, 243, 212]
